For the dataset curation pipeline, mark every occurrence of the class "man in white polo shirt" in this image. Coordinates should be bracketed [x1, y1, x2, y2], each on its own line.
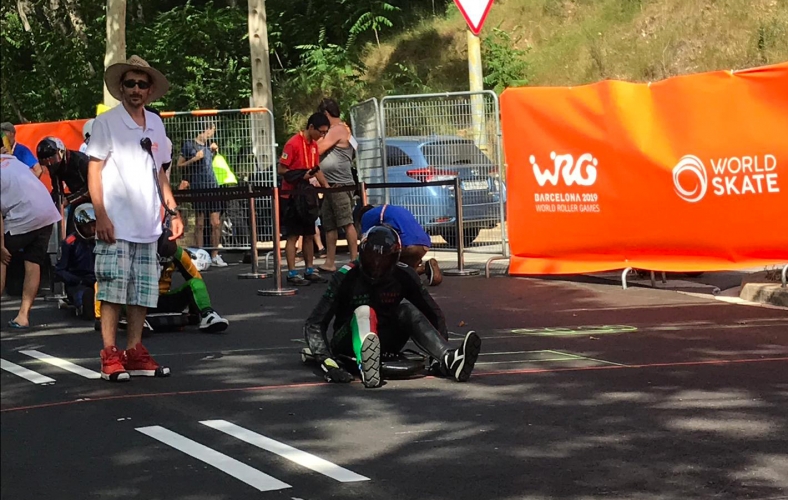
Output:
[1, 154, 62, 329]
[87, 55, 183, 382]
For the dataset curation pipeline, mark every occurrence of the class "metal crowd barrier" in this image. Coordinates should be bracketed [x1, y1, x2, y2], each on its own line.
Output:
[171, 178, 482, 298]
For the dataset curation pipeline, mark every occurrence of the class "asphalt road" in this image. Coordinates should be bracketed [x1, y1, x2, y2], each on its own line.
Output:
[2, 260, 787, 500]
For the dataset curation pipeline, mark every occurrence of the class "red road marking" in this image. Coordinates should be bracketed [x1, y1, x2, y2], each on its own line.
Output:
[2, 357, 787, 414]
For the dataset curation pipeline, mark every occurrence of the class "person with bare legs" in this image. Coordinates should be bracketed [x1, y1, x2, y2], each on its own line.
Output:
[176, 121, 226, 267]
[1, 155, 61, 329]
[87, 56, 183, 381]
[278, 113, 331, 286]
[316, 98, 358, 273]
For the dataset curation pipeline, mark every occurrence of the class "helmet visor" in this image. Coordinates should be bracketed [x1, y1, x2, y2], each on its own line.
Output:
[360, 248, 399, 281]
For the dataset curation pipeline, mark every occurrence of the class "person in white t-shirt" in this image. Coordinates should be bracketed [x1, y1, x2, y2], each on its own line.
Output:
[86, 55, 183, 382]
[1, 154, 62, 329]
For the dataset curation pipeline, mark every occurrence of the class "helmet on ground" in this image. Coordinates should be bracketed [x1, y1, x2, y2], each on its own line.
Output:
[186, 248, 212, 271]
[73, 203, 96, 240]
[36, 137, 66, 164]
[82, 119, 95, 141]
[359, 225, 401, 283]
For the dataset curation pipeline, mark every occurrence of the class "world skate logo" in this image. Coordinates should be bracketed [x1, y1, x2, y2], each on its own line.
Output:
[672, 153, 779, 202]
[530, 152, 598, 187]
[672, 155, 708, 203]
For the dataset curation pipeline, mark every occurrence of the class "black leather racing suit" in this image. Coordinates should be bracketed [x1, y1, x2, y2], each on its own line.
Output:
[304, 261, 450, 362]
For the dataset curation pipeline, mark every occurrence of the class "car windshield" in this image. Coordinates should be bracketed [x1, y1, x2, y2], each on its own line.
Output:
[420, 141, 493, 166]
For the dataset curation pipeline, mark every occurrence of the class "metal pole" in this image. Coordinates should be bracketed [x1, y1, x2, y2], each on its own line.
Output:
[238, 185, 266, 279]
[467, 31, 486, 151]
[258, 187, 296, 296]
[444, 176, 479, 277]
[45, 195, 68, 301]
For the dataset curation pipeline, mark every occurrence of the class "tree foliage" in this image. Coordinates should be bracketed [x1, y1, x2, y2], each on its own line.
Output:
[0, 0, 449, 134]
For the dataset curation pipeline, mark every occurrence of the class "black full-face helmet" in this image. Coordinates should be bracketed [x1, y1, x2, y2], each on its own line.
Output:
[73, 203, 96, 240]
[359, 225, 402, 283]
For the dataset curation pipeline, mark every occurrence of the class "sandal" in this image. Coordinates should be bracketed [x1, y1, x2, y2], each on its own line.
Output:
[7, 320, 29, 330]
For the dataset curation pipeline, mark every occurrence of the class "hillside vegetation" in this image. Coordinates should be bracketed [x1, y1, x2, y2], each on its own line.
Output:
[361, 0, 788, 96]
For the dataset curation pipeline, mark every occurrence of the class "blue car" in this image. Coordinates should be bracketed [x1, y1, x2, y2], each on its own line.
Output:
[362, 136, 506, 247]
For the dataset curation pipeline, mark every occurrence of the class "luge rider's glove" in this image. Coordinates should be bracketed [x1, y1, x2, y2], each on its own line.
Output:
[321, 358, 353, 383]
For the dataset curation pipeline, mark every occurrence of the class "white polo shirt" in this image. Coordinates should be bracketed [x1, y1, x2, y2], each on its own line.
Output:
[1, 155, 61, 235]
[86, 105, 171, 243]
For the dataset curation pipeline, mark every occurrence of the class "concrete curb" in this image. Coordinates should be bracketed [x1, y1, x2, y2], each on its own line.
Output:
[738, 271, 788, 307]
[740, 283, 788, 307]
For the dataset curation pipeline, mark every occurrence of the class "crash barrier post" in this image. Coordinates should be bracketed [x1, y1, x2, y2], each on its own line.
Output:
[365, 180, 478, 276]
[443, 177, 479, 276]
[161, 108, 277, 253]
[174, 186, 270, 280]
[782, 264, 787, 288]
[378, 90, 507, 255]
[257, 187, 297, 296]
[236, 182, 266, 279]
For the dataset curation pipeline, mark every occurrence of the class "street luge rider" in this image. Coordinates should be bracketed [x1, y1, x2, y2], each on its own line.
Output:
[303, 225, 482, 388]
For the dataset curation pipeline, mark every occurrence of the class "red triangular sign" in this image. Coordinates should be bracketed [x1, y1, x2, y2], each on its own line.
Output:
[454, 0, 494, 36]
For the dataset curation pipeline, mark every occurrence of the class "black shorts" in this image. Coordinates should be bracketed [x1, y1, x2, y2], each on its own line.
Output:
[3, 225, 54, 266]
[193, 201, 224, 216]
[280, 197, 316, 238]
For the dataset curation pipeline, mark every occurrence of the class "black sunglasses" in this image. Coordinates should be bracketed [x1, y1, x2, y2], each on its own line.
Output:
[122, 79, 151, 90]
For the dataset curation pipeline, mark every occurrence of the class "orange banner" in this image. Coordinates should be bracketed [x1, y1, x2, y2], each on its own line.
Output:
[501, 63, 788, 275]
[13, 119, 88, 191]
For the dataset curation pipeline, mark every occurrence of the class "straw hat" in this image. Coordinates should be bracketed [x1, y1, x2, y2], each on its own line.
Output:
[104, 55, 170, 103]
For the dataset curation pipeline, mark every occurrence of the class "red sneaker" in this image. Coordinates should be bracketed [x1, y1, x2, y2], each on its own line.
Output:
[101, 346, 130, 382]
[123, 343, 171, 377]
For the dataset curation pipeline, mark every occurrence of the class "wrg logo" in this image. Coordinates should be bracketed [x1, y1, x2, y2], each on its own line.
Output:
[530, 152, 598, 187]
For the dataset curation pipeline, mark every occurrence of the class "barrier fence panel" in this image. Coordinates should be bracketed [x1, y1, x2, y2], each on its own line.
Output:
[349, 98, 386, 207]
[379, 91, 506, 255]
[161, 108, 277, 252]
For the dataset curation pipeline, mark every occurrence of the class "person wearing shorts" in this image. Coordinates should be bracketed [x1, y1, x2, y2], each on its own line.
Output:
[1, 154, 62, 329]
[87, 55, 183, 382]
[316, 98, 359, 273]
[278, 113, 331, 286]
[176, 121, 227, 267]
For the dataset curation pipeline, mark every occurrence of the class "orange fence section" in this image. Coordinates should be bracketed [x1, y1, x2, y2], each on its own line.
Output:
[501, 63, 788, 275]
[14, 119, 88, 192]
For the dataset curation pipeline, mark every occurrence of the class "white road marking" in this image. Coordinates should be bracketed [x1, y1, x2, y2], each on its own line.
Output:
[19, 350, 101, 379]
[136, 425, 291, 492]
[0, 358, 55, 384]
[201, 420, 370, 483]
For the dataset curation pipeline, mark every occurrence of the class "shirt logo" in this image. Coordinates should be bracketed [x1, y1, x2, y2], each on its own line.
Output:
[281, 152, 289, 160]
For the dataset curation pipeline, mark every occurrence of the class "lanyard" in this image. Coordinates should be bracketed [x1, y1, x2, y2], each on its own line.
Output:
[300, 132, 316, 168]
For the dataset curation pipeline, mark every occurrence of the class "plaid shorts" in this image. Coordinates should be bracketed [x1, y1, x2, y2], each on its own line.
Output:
[95, 240, 160, 308]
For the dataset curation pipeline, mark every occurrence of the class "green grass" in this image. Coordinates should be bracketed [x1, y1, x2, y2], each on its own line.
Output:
[362, 0, 788, 91]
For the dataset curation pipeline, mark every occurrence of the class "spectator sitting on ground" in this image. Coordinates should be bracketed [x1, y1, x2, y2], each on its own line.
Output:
[355, 203, 442, 286]
[1, 154, 62, 329]
[55, 203, 97, 320]
[176, 120, 227, 267]
[1, 122, 44, 178]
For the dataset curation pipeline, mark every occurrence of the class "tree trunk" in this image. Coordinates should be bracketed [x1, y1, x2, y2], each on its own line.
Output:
[248, 0, 272, 111]
[16, 0, 64, 106]
[104, 0, 126, 107]
[63, 0, 95, 76]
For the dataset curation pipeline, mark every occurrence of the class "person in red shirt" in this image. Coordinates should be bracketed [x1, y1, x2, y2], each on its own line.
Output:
[278, 113, 330, 286]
